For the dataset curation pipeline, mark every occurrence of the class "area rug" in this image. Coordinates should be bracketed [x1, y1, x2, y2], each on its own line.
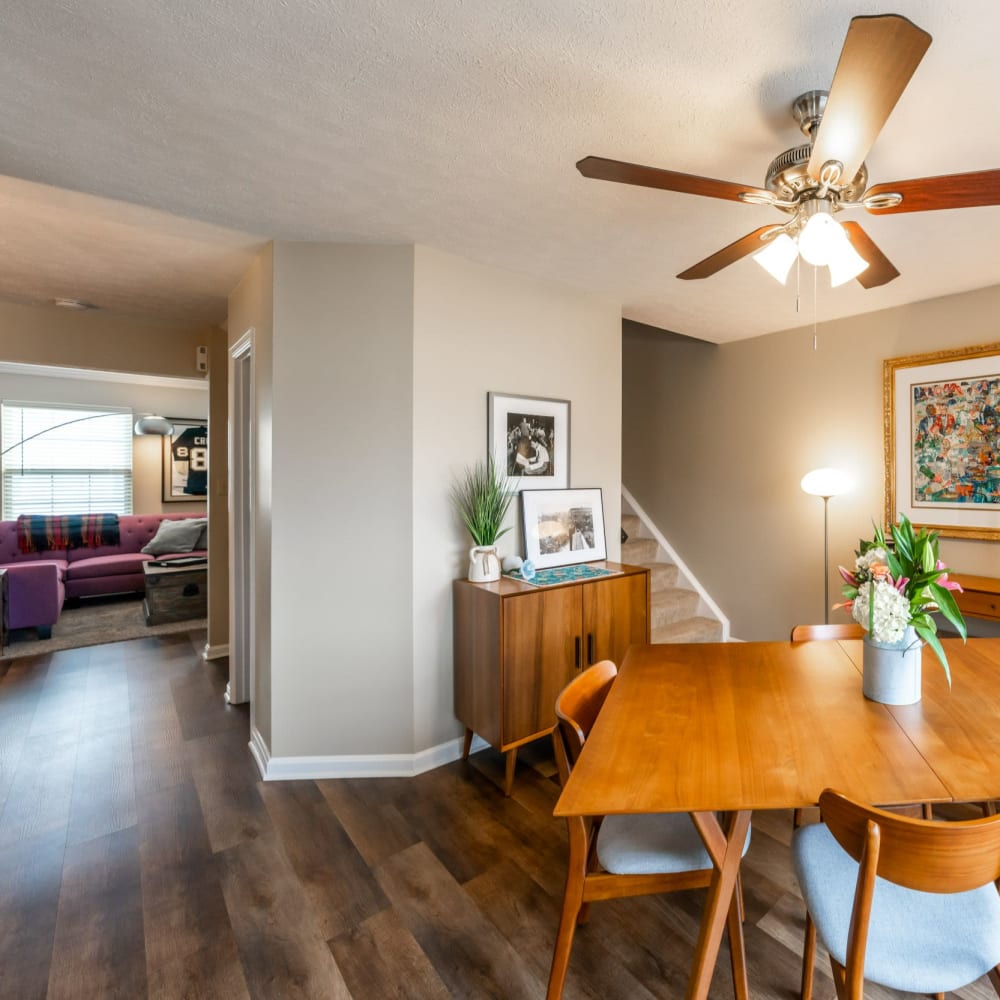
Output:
[2, 594, 206, 659]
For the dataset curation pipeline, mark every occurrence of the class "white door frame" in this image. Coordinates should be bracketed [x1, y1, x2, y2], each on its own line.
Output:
[228, 329, 255, 710]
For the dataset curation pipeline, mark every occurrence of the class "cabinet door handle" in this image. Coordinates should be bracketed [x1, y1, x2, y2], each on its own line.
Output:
[574, 636, 581, 670]
[587, 633, 594, 665]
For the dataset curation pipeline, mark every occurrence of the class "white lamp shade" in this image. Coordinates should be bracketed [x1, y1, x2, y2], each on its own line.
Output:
[134, 415, 174, 436]
[753, 234, 798, 284]
[826, 230, 870, 287]
[797, 212, 841, 266]
[801, 467, 851, 498]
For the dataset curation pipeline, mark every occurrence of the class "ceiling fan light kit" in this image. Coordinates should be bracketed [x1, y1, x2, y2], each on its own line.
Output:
[576, 13, 1000, 292]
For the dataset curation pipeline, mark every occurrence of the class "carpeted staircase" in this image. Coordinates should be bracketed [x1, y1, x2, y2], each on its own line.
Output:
[621, 512, 724, 643]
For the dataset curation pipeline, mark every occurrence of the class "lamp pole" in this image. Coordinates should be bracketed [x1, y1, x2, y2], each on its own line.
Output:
[801, 468, 851, 627]
[821, 493, 832, 624]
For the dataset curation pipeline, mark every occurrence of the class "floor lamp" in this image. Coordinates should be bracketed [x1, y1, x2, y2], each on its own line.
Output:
[800, 468, 851, 624]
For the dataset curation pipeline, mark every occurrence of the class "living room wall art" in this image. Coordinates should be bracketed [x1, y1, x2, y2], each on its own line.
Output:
[521, 487, 607, 569]
[163, 418, 208, 502]
[884, 342, 1000, 540]
[487, 391, 569, 492]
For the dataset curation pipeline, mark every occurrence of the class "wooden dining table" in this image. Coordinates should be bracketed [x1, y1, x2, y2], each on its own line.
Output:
[552, 637, 1000, 1000]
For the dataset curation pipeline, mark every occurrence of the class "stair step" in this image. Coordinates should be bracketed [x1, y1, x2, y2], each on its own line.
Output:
[621, 537, 659, 565]
[621, 514, 643, 540]
[651, 588, 700, 627]
[649, 563, 680, 591]
[653, 617, 724, 644]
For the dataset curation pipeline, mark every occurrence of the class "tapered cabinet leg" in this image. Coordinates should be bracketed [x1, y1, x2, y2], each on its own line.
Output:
[503, 747, 518, 796]
[461, 728, 473, 760]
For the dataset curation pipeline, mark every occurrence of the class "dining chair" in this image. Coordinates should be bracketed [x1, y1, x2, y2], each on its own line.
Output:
[790, 623, 865, 641]
[793, 788, 1000, 1000]
[547, 659, 750, 1000]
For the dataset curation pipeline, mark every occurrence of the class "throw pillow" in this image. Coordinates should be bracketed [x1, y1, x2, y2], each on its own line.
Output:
[141, 518, 208, 556]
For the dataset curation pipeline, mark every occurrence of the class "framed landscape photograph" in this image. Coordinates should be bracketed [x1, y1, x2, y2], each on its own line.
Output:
[487, 391, 569, 491]
[163, 418, 208, 502]
[884, 342, 1000, 540]
[521, 488, 607, 569]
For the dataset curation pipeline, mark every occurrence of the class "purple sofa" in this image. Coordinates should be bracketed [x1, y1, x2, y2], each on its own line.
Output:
[0, 513, 206, 638]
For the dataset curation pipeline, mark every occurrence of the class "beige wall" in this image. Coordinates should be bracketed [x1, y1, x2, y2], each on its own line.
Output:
[0, 298, 215, 379]
[412, 246, 623, 750]
[228, 245, 274, 746]
[622, 286, 1000, 641]
[236, 240, 624, 763]
[269, 242, 415, 757]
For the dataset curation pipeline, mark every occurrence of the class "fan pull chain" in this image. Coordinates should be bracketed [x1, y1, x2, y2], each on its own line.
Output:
[813, 265, 818, 351]
[795, 252, 801, 314]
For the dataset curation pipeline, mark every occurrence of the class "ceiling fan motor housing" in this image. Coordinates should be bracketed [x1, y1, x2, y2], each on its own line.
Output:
[765, 90, 868, 205]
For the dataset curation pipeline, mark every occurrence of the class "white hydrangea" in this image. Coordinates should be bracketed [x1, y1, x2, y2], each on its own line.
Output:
[852, 579, 911, 644]
[855, 547, 888, 574]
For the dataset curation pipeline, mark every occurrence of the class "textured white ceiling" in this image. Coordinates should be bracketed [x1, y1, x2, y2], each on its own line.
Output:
[1, 0, 998, 342]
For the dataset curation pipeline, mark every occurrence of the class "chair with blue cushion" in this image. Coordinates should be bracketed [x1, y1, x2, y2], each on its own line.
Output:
[793, 788, 1000, 1000]
[546, 659, 751, 1000]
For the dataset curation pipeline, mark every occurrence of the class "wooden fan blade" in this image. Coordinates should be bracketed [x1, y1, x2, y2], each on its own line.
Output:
[840, 221, 900, 288]
[863, 169, 1000, 214]
[677, 226, 783, 280]
[577, 156, 772, 204]
[808, 15, 931, 185]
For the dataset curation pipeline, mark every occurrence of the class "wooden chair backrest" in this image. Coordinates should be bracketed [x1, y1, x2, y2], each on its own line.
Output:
[820, 788, 1000, 893]
[790, 623, 865, 641]
[553, 660, 617, 783]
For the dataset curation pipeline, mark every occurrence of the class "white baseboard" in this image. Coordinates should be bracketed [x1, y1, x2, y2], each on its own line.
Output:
[203, 642, 230, 660]
[248, 725, 270, 778]
[251, 732, 491, 782]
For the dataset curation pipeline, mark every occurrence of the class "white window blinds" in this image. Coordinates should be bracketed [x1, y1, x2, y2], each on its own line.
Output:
[1, 402, 133, 518]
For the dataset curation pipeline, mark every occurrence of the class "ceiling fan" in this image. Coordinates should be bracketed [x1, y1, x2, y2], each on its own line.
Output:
[577, 13, 1000, 289]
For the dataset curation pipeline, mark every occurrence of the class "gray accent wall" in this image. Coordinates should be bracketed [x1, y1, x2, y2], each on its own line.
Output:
[622, 286, 1000, 641]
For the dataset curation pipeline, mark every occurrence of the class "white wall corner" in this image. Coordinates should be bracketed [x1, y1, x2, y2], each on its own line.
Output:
[251, 732, 490, 782]
[248, 725, 271, 780]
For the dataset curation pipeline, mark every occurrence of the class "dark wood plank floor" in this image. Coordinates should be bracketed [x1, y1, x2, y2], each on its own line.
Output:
[0, 631, 993, 999]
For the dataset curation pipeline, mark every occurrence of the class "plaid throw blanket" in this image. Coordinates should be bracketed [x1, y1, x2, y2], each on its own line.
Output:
[16, 513, 121, 554]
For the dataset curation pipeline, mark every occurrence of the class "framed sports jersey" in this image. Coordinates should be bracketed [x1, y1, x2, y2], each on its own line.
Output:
[162, 418, 208, 502]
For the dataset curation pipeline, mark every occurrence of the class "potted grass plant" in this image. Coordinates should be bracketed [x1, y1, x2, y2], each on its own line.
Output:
[452, 457, 518, 582]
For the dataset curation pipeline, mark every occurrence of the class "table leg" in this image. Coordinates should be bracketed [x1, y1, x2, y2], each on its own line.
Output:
[546, 815, 588, 1000]
[686, 810, 753, 1000]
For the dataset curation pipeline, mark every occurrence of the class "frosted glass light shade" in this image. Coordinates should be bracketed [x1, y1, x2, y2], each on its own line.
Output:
[826, 232, 870, 287]
[801, 467, 851, 498]
[797, 212, 841, 266]
[753, 234, 798, 284]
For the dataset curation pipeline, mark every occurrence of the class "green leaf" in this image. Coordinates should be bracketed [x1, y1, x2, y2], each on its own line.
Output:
[929, 582, 967, 640]
[914, 624, 951, 687]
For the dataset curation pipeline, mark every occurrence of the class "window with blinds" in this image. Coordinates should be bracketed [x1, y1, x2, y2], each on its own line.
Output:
[1, 402, 133, 518]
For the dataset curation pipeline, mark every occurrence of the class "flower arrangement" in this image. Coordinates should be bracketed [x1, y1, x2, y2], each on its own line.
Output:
[451, 457, 518, 547]
[835, 513, 966, 683]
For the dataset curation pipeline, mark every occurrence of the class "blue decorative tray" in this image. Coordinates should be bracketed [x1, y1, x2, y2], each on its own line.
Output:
[505, 564, 618, 587]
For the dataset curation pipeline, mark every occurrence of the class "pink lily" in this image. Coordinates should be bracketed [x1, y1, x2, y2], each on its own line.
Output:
[935, 560, 963, 592]
[838, 566, 858, 586]
[894, 576, 909, 593]
[832, 599, 854, 612]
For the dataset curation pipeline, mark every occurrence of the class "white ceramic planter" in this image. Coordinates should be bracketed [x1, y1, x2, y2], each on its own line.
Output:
[468, 545, 501, 583]
[862, 625, 922, 705]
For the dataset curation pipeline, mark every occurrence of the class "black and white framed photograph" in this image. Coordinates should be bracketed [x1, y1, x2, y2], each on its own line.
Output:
[521, 488, 607, 569]
[487, 391, 569, 491]
[162, 418, 208, 502]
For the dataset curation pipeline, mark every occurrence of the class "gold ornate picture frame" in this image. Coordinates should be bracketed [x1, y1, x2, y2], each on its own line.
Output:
[884, 342, 1000, 540]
